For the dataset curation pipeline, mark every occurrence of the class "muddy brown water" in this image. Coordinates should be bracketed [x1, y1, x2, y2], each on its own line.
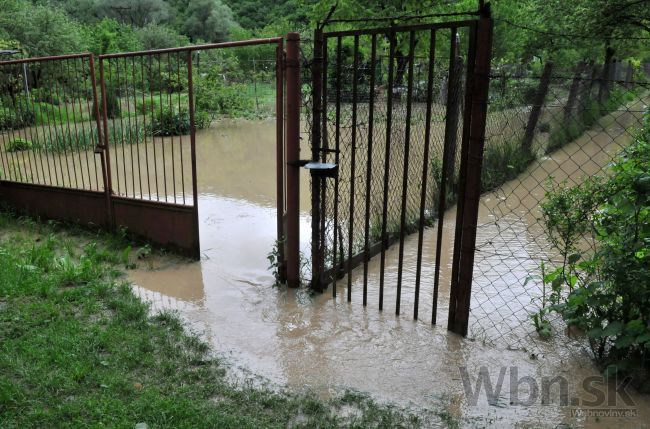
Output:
[2, 110, 649, 426]
[124, 112, 650, 427]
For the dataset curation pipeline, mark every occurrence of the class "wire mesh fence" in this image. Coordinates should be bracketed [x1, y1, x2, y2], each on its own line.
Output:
[468, 62, 650, 355]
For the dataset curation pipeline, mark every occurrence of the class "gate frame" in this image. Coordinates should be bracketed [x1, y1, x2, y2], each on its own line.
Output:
[96, 38, 287, 260]
[1, 37, 293, 264]
[307, 9, 494, 335]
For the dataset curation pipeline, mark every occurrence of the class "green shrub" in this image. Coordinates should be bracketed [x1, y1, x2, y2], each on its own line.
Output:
[536, 111, 650, 390]
[547, 118, 583, 153]
[148, 107, 190, 136]
[93, 85, 121, 120]
[481, 140, 535, 192]
[136, 98, 161, 115]
[31, 88, 61, 106]
[194, 76, 253, 118]
[0, 105, 35, 131]
[6, 138, 33, 152]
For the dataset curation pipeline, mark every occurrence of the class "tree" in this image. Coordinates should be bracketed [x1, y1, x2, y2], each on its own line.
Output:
[97, 0, 169, 28]
[183, 0, 236, 42]
[0, 0, 87, 56]
[137, 23, 190, 50]
[86, 18, 142, 55]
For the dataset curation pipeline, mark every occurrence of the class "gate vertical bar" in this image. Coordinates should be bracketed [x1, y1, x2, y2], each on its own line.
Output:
[346, 35, 360, 302]
[285, 32, 301, 288]
[310, 29, 323, 290]
[414, 29, 436, 321]
[332, 36, 342, 298]
[433, 28, 461, 324]
[97, 57, 115, 226]
[378, 31, 396, 311]
[395, 31, 416, 315]
[449, 13, 494, 336]
[186, 50, 201, 259]
[276, 39, 287, 282]
[362, 34, 378, 307]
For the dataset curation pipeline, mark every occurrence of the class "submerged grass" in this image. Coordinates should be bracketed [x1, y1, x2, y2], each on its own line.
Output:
[0, 209, 450, 428]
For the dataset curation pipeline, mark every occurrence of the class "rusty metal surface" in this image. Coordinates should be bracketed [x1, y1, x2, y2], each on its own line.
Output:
[1, 36, 288, 262]
[0, 181, 108, 226]
[284, 33, 301, 288]
[309, 16, 494, 330]
[112, 197, 198, 258]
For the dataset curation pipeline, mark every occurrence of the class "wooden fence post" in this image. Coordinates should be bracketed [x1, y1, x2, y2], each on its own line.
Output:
[598, 47, 615, 103]
[563, 61, 585, 122]
[522, 61, 553, 155]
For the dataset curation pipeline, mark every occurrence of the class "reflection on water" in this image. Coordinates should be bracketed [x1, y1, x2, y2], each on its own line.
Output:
[128, 117, 650, 428]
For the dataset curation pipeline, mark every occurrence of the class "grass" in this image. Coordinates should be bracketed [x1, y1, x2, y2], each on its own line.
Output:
[0, 209, 452, 428]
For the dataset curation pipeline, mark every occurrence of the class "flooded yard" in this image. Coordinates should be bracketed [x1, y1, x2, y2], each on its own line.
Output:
[123, 117, 650, 428]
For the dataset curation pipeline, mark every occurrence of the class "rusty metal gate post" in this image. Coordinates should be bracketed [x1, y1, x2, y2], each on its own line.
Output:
[448, 9, 494, 336]
[275, 39, 287, 281]
[285, 33, 301, 288]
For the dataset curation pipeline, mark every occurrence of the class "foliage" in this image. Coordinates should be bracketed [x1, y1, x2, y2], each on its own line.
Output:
[0, 0, 87, 57]
[96, 0, 170, 28]
[148, 106, 191, 136]
[136, 23, 190, 50]
[481, 140, 535, 192]
[194, 73, 254, 117]
[182, 0, 236, 42]
[0, 210, 433, 429]
[93, 84, 121, 120]
[0, 96, 35, 130]
[85, 18, 142, 55]
[5, 137, 32, 152]
[536, 112, 650, 388]
[0, 106, 34, 131]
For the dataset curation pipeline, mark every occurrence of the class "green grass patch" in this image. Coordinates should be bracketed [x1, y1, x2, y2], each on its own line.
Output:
[0, 209, 444, 428]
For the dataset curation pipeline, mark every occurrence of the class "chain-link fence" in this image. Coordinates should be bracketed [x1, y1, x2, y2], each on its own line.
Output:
[468, 62, 650, 355]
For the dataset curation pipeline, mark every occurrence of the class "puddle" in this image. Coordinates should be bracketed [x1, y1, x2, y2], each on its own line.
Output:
[121, 114, 650, 428]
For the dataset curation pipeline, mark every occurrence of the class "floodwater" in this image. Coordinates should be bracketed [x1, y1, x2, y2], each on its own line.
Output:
[4, 110, 646, 426]
[123, 109, 650, 428]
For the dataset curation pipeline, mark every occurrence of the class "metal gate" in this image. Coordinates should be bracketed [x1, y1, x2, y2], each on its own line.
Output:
[308, 12, 493, 335]
[1, 38, 290, 260]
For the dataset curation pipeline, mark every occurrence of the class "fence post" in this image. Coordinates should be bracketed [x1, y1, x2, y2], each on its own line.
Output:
[522, 61, 553, 155]
[598, 47, 614, 103]
[624, 61, 634, 87]
[577, 60, 596, 119]
[310, 29, 324, 292]
[563, 61, 585, 122]
[275, 39, 286, 282]
[448, 11, 493, 336]
[285, 32, 301, 288]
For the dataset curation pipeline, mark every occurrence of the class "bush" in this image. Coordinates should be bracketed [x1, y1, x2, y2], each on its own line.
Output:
[148, 107, 191, 136]
[194, 75, 253, 117]
[0, 104, 35, 131]
[537, 111, 650, 390]
[93, 85, 121, 120]
[481, 140, 535, 192]
[5, 138, 33, 152]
